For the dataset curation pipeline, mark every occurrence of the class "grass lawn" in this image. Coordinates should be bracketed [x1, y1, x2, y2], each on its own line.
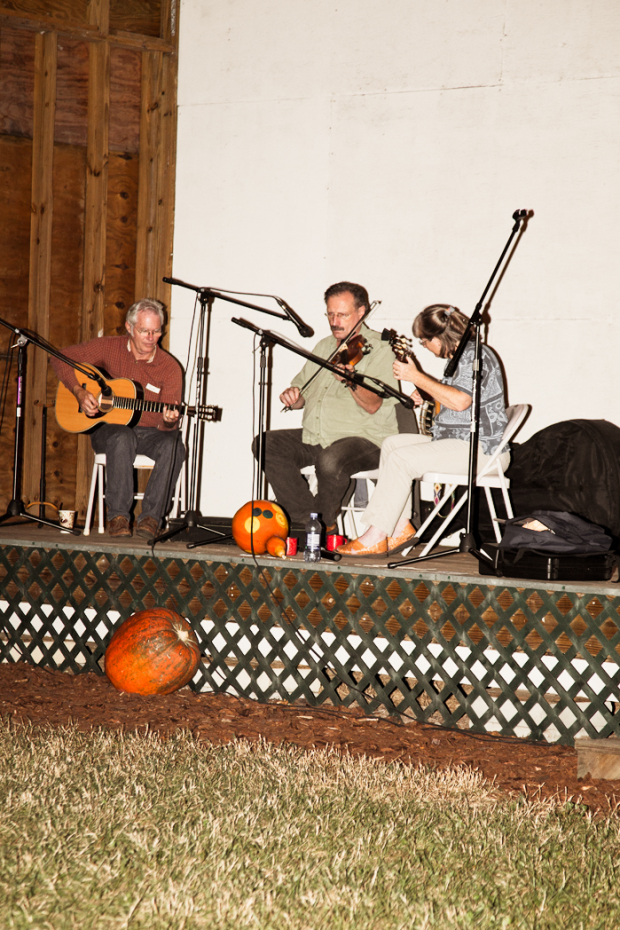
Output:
[0, 718, 619, 929]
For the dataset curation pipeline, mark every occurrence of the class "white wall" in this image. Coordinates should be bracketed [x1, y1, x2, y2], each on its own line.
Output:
[171, 0, 620, 518]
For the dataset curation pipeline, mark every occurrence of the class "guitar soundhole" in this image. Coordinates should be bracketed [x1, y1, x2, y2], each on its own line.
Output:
[98, 395, 114, 413]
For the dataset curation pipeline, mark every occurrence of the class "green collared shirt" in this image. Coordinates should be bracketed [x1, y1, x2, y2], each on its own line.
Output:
[291, 324, 399, 449]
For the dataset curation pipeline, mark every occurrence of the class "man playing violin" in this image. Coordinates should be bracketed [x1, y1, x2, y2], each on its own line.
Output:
[52, 299, 185, 539]
[255, 281, 399, 532]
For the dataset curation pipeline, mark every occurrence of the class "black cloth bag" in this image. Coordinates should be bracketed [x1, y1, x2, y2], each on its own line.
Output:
[506, 419, 620, 539]
[479, 510, 616, 581]
[498, 510, 612, 554]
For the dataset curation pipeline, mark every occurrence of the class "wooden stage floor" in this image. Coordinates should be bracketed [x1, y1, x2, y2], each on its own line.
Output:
[0, 516, 616, 599]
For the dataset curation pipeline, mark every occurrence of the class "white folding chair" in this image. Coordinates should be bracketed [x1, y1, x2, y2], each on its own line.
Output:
[83, 453, 186, 536]
[411, 403, 530, 557]
[340, 469, 379, 538]
[300, 465, 380, 538]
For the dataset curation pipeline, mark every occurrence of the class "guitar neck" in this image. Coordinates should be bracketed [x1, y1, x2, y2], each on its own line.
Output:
[384, 331, 437, 425]
[112, 396, 185, 416]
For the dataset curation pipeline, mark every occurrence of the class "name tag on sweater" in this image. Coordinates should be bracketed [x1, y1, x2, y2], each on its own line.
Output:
[146, 383, 161, 394]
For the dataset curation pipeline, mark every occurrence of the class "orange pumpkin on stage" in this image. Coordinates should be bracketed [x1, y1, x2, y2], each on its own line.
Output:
[232, 500, 289, 554]
[105, 608, 201, 695]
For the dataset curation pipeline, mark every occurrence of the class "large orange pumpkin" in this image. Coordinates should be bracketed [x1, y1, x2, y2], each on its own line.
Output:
[105, 608, 201, 695]
[232, 500, 289, 554]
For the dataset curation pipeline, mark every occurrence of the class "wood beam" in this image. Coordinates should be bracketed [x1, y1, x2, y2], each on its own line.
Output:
[23, 31, 57, 506]
[86, 0, 109, 34]
[74, 35, 111, 518]
[135, 47, 177, 313]
[160, 0, 175, 45]
[0, 13, 173, 52]
[81, 41, 110, 342]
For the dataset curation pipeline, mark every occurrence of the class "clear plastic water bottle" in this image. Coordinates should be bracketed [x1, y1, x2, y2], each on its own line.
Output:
[304, 512, 322, 562]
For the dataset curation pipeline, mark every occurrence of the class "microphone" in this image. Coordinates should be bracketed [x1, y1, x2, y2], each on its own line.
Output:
[275, 298, 314, 339]
[162, 276, 209, 294]
[231, 317, 261, 335]
[513, 209, 534, 220]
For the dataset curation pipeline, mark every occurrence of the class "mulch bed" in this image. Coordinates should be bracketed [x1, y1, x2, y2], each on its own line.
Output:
[1, 662, 619, 813]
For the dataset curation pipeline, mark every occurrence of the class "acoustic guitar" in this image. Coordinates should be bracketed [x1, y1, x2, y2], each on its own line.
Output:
[55, 365, 222, 434]
[381, 329, 440, 437]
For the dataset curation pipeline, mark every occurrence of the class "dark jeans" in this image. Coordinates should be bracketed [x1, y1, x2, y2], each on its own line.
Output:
[254, 428, 381, 526]
[91, 424, 185, 525]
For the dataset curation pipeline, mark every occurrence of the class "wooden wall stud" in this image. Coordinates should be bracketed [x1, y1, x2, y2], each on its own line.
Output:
[24, 30, 58, 506]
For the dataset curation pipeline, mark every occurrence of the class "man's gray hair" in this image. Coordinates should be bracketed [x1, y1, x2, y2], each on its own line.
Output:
[126, 298, 165, 328]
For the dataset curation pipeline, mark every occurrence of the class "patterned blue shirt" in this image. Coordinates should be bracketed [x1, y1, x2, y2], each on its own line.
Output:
[432, 342, 507, 455]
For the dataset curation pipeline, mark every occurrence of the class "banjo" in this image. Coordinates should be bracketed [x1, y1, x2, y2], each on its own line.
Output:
[381, 329, 439, 437]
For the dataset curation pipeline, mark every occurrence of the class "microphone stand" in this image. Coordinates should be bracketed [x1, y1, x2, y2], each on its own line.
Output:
[388, 209, 532, 570]
[232, 318, 415, 408]
[156, 278, 315, 548]
[0, 317, 94, 534]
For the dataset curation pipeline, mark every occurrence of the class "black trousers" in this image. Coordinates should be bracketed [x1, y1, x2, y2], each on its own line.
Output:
[254, 428, 381, 526]
[90, 424, 185, 525]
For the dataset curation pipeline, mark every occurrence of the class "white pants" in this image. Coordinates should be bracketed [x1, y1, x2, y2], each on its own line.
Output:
[362, 434, 511, 535]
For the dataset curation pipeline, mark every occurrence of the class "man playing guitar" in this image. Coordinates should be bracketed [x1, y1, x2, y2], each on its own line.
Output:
[52, 298, 184, 539]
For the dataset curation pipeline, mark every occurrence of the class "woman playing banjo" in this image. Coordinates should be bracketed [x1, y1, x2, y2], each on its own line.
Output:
[337, 304, 509, 557]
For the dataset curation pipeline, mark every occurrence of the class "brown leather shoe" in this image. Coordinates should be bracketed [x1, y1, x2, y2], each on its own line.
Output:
[136, 515, 159, 539]
[336, 537, 388, 557]
[108, 515, 131, 538]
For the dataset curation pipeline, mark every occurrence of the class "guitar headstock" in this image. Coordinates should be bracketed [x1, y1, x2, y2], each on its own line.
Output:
[200, 405, 223, 422]
[187, 405, 223, 422]
[381, 327, 413, 363]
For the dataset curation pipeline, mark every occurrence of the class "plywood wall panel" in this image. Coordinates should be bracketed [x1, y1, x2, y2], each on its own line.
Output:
[42, 142, 86, 511]
[0, 134, 32, 320]
[55, 37, 88, 146]
[0, 338, 20, 514]
[0, 26, 35, 138]
[110, 0, 160, 38]
[0, 134, 31, 511]
[105, 150, 138, 333]
[109, 44, 140, 153]
[49, 143, 86, 341]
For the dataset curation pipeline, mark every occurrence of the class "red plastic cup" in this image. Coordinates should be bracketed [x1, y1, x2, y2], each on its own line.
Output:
[285, 537, 298, 556]
[326, 534, 346, 551]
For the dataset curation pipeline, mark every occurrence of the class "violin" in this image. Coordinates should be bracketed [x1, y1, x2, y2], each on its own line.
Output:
[281, 333, 372, 411]
[334, 333, 372, 367]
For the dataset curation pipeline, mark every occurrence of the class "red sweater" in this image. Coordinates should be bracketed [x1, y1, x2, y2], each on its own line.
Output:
[52, 336, 183, 430]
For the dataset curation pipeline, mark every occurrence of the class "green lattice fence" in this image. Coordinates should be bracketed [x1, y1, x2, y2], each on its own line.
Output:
[1, 543, 620, 744]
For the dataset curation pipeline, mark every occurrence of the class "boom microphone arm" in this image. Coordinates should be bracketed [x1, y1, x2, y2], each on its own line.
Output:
[163, 277, 314, 338]
[232, 317, 414, 408]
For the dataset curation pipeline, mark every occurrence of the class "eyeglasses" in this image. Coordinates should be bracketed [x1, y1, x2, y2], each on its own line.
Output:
[135, 328, 162, 337]
[325, 312, 355, 322]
